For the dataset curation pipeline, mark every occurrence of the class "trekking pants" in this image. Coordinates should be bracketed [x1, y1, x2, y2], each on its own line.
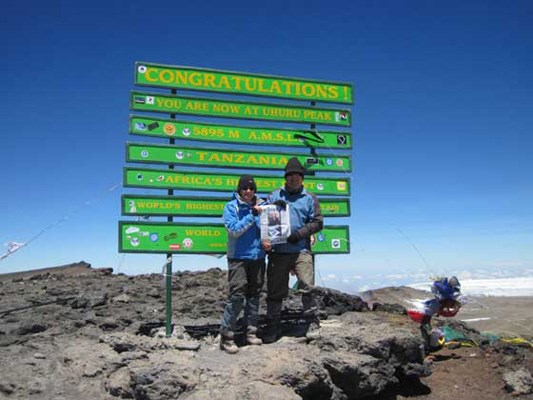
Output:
[221, 259, 265, 332]
[266, 251, 317, 316]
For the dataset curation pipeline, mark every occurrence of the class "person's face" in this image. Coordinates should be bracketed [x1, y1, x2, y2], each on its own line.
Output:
[285, 173, 303, 191]
[239, 186, 255, 203]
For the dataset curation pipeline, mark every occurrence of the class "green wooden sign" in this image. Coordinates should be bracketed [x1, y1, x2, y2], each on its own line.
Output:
[135, 62, 354, 104]
[119, 221, 350, 254]
[121, 195, 350, 217]
[130, 91, 351, 127]
[130, 115, 352, 149]
[124, 167, 350, 196]
[126, 142, 352, 173]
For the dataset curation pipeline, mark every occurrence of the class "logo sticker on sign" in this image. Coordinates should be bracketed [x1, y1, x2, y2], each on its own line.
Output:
[337, 135, 347, 145]
[148, 122, 159, 131]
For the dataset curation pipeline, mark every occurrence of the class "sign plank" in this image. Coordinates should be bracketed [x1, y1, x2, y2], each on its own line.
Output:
[119, 221, 350, 254]
[130, 115, 352, 149]
[122, 195, 351, 217]
[130, 91, 351, 127]
[126, 142, 352, 173]
[135, 62, 354, 104]
[124, 167, 351, 196]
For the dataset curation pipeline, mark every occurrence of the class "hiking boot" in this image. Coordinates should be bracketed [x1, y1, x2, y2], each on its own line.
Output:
[262, 331, 278, 344]
[219, 329, 239, 354]
[262, 319, 280, 344]
[305, 318, 321, 340]
[220, 338, 239, 354]
[246, 326, 262, 345]
[246, 332, 263, 345]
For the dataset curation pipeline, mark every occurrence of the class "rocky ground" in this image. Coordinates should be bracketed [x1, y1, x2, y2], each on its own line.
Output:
[0, 262, 531, 400]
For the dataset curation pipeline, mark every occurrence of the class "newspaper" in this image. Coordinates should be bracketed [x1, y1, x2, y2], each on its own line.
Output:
[260, 204, 291, 244]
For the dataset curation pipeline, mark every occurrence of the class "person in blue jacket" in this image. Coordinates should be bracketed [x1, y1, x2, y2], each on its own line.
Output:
[219, 175, 266, 354]
[262, 157, 324, 343]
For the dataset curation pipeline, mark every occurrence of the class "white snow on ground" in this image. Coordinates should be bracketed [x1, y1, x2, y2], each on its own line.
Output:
[461, 317, 492, 322]
[409, 277, 533, 297]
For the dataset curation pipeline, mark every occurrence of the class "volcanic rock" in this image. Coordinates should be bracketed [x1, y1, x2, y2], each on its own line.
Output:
[0, 262, 531, 400]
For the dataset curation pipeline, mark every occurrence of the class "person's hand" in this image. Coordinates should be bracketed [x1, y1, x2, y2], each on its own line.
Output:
[252, 205, 262, 216]
[287, 232, 301, 244]
[273, 200, 287, 209]
[262, 240, 272, 251]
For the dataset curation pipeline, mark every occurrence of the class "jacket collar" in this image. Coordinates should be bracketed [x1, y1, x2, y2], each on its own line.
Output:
[233, 192, 257, 206]
[283, 185, 306, 196]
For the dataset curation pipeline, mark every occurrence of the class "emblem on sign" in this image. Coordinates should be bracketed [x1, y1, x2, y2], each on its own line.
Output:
[125, 226, 140, 234]
[335, 111, 348, 122]
[148, 122, 159, 131]
[337, 182, 347, 191]
[163, 123, 176, 135]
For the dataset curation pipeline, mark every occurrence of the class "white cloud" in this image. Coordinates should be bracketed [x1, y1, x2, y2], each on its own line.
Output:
[385, 274, 410, 280]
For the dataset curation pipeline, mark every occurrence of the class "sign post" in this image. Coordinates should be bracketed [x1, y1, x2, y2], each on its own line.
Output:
[165, 89, 178, 337]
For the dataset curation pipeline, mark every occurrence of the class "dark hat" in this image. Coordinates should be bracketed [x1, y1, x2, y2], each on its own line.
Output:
[284, 157, 305, 177]
[237, 175, 257, 192]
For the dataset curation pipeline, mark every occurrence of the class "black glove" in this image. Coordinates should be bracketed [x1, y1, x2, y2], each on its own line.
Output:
[287, 232, 301, 244]
[252, 207, 260, 216]
[273, 200, 287, 209]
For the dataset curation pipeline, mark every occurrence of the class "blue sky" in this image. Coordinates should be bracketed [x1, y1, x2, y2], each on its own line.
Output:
[1, 0, 532, 291]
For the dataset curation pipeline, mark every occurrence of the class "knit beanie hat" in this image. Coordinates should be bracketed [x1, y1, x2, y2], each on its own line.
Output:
[237, 175, 257, 192]
[284, 157, 305, 177]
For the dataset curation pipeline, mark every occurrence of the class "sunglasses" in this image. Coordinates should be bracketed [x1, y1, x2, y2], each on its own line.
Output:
[240, 186, 255, 191]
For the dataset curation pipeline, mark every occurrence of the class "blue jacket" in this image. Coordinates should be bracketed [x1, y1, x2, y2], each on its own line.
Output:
[223, 193, 265, 260]
[267, 186, 323, 253]
[430, 278, 461, 300]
